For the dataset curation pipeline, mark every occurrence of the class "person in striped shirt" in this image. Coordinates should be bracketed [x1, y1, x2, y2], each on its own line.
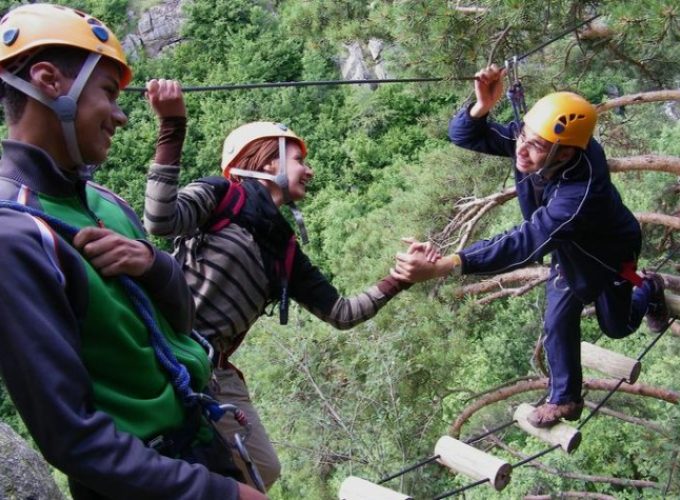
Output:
[143, 79, 410, 488]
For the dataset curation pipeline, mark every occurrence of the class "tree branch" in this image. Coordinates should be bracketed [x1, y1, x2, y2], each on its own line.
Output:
[583, 401, 667, 435]
[597, 89, 680, 113]
[448, 267, 549, 299]
[608, 155, 680, 176]
[485, 433, 659, 492]
[273, 338, 352, 437]
[449, 378, 679, 437]
[525, 492, 617, 499]
[635, 212, 680, 230]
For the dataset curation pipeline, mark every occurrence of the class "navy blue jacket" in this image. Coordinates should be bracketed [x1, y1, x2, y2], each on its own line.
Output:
[450, 107, 641, 302]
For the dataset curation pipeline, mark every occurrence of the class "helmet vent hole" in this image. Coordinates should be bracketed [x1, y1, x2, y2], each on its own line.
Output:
[558, 115, 568, 125]
[577, 114, 585, 119]
[568, 113, 576, 121]
[92, 26, 109, 42]
[2, 28, 18, 46]
[88, 18, 102, 26]
[74, 10, 86, 18]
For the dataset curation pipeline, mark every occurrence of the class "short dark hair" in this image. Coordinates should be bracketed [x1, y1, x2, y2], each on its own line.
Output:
[1, 46, 88, 124]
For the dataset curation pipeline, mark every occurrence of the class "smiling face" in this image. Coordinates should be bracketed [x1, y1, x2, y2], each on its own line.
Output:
[515, 125, 554, 174]
[74, 58, 128, 165]
[515, 125, 578, 175]
[283, 141, 313, 202]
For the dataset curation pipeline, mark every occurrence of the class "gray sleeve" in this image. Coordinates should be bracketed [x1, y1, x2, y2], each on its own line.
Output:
[144, 163, 217, 237]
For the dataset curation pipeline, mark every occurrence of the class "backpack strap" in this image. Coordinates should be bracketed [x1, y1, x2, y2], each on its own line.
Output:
[195, 176, 247, 232]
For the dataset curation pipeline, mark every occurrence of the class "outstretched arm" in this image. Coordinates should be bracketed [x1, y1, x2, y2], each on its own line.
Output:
[289, 245, 411, 330]
[143, 79, 217, 237]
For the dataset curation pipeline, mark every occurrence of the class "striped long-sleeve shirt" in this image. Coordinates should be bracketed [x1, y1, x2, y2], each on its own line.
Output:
[145, 143, 406, 356]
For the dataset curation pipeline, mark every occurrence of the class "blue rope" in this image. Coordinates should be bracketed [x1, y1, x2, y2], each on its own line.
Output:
[0, 200, 227, 420]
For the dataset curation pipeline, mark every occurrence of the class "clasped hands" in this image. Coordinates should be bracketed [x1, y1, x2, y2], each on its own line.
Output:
[390, 237, 459, 283]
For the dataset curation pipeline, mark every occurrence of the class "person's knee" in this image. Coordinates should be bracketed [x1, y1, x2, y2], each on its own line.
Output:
[598, 315, 633, 339]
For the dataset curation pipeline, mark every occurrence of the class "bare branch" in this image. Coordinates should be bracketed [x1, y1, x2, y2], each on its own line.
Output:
[487, 25, 511, 66]
[448, 267, 549, 299]
[525, 491, 617, 499]
[449, 378, 679, 437]
[273, 338, 351, 437]
[636, 212, 680, 230]
[486, 434, 658, 492]
[583, 401, 667, 434]
[605, 42, 660, 85]
[608, 155, 680, 176]
[598, 89, 680, 113]
[476, 277, 549, 305]
[450, 1, 489, 15]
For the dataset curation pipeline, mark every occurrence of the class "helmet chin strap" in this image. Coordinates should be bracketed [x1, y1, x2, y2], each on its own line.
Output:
[0, 52, 101, 168]
[534, 141, 562, 179]
[229, 136, 309, 244]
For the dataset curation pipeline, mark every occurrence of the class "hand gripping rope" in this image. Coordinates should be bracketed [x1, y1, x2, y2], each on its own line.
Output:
[0, 200, 265, 492]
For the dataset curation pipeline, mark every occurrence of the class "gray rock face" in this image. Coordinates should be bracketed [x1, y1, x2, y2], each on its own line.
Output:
[123, 0, 190, 59]
[340, 39, 392, 86]
[664, 101, 680, 122]
[0, 423, 64, 500]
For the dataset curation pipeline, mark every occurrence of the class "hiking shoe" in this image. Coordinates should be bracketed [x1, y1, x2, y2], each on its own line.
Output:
[527, 401, 584, 428]
[643, 272, 669, 333]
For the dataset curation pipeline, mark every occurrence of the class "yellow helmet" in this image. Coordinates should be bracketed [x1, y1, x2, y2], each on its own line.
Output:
[221, 121, 307, 177]
[523, 92, 596, 149]
[0, 3, 131, 88]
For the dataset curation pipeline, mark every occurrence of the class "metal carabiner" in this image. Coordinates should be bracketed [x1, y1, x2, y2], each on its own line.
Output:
[234, 432, 266, 493]
[505, 55, 526, 125]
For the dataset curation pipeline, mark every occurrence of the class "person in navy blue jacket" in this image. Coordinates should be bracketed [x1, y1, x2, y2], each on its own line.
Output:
[392, 65, 669, 428]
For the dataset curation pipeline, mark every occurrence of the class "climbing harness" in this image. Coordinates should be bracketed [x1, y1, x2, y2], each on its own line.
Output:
[0, 200, 265, 492]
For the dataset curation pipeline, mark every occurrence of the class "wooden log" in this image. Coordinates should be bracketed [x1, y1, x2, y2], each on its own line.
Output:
[338, 476, 413, 500]
[581, 341, 641, 384]
[514, 403, 582, 453]
[666, 292, 680, 318]
[434, 436, 512, 491]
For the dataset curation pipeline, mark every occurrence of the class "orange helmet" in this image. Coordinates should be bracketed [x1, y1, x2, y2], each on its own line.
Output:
[523, 92, 597, 149]
[0, 3, 131, 88]
[221, 121, 307, 178]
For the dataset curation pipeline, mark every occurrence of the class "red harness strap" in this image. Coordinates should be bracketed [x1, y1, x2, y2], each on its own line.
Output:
[619, 260, 643, 287]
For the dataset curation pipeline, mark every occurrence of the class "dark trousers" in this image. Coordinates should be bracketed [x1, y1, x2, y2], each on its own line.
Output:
[543, 266, 652, 404]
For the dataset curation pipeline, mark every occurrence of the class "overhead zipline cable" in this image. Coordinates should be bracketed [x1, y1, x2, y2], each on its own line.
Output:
[123, 14, 600, 94]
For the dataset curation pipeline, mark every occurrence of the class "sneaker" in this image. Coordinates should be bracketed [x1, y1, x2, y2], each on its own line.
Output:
[643, 272, 669, 333]
[527, 401, 584, 428]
